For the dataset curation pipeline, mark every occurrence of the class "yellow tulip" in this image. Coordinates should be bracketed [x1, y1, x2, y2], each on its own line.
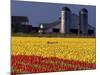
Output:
[12, 37, 96, 63]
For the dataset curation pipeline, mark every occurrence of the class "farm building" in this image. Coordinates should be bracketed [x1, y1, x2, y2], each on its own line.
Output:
[11, 16, 39, 33]
[38, 7, 95, 36]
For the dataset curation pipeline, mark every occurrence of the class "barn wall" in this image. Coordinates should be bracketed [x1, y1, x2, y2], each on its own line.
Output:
[44, 24, 61, 33]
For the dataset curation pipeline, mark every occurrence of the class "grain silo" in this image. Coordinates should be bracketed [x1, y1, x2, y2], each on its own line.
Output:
[60, 7, 71, 34]
[79, 8, 88, 35]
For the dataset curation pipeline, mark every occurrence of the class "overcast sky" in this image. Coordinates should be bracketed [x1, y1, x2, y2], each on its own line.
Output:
[11, 0, 96, 27]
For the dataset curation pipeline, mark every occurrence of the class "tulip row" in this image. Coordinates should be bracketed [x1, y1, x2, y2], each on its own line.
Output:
[12, 37, 96, 63]
[11, 55, 96, 74]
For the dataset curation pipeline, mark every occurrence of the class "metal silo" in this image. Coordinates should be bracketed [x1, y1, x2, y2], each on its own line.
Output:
[60, 7, 71, 34]
[79, 8, 88, 35]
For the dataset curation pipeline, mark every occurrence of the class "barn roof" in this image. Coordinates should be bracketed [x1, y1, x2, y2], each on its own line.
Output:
[39, 13, 95, 30]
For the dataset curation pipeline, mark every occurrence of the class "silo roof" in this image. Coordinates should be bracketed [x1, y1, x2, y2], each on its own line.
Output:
[62, 7, 71, 12]
[80, 8, 88, 13]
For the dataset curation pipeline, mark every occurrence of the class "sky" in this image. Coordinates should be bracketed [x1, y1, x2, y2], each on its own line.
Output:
[11, 0, 96, 27]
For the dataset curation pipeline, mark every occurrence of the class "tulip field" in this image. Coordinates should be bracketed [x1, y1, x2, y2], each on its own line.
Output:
[11, 37, 96, 74]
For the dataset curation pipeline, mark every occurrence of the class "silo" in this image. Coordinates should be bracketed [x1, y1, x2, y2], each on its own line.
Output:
[60, 7, 71, 34]
[79, 8, 88, 35]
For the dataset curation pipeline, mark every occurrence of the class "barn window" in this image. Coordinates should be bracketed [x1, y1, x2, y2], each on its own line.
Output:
[52, 28, 59, 33]
[88, 30, 94, 35]
[70, 29, 78, 34]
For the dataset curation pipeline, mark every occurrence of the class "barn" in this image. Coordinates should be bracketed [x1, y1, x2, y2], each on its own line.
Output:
[38, 7, 95, 36]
